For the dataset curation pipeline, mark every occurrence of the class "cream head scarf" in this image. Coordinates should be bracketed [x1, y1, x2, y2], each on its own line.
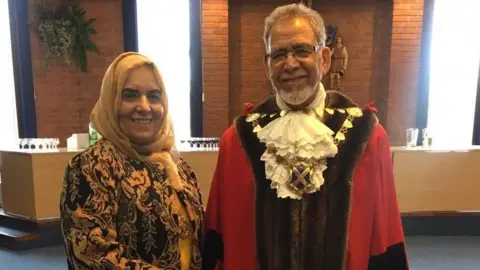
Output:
[90, 52, 182, 190]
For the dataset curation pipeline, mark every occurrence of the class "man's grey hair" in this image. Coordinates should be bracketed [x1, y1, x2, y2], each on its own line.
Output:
[263, 3, 326, 51]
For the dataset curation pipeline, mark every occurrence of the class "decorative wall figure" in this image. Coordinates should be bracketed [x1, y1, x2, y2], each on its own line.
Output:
[330, 36, 348, 91]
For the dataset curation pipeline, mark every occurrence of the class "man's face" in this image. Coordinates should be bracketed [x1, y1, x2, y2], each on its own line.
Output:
[264, 16, 331, 107]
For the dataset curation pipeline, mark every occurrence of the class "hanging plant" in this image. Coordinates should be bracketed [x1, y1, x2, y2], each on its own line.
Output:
[30, 0, 99, 72]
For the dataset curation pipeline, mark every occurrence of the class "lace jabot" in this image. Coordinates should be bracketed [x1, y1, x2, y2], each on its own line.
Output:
[256, 110, 338, 199]
[257, 84, 336, 199]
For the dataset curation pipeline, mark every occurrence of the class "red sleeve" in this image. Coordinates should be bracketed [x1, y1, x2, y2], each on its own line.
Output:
[202, 129, 228, 270]
[368, 124, 409, 269]
[202, 125, 257, 270]
[204, 131, 226, 233]
[347, 124, 408, 270]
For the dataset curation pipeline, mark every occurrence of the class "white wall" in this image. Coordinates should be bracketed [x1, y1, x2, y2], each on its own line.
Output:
[137, 0, 192, 140]
[0, 1, 19, 151]
[427, 0, 480, 149]
[0, 1, 19, 206]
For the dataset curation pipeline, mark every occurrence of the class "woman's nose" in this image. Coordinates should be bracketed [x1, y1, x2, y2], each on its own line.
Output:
[135, 96, 152, 112]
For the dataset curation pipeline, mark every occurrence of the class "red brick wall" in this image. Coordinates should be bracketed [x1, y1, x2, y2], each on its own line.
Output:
[201, 0, 230, 137]
[29, 0, 123, 145]
[28, 0, 423, 145]
[228, 0, 293, 122]
[316, 2, 376, 106]
[387, 0, 424, 145]
[313, 0, 394, 124]
[202, 0, 424, 145]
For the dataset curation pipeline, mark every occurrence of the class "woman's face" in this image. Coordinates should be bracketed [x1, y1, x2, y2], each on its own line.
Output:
[118, 65, 164, 145]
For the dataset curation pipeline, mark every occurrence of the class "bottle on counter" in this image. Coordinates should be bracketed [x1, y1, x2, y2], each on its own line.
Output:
[89, 123, 102, 146]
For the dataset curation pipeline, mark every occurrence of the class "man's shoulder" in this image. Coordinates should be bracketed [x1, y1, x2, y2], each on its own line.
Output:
[325, 90, 359, 108]
[361, 123, 391, 157]
[221, 125, 238, 142]
[369, 123, 390, 145]
[219, 124, 246, 152]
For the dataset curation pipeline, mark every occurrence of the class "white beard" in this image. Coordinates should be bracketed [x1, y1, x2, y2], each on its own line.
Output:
[276, 84, 317, 106]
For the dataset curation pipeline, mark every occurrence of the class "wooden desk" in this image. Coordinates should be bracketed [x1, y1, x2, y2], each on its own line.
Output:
[0, 148, 218, 221]
[5, 143, 478, 220]
[391, 146, 480, 213]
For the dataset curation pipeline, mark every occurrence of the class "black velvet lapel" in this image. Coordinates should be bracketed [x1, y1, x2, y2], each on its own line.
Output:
[234, 91, 378, 270]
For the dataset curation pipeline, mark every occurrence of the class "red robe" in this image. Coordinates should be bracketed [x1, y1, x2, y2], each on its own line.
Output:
[202, 97, 408, 270]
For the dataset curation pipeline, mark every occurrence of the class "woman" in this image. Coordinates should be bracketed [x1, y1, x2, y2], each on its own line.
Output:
[60, 52, 204, 269]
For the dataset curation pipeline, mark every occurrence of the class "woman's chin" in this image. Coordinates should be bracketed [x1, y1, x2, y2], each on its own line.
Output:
[128, 134, 156, 146]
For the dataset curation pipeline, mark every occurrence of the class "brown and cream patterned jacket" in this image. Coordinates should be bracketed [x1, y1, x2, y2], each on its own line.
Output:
[60, 139, 204, 269]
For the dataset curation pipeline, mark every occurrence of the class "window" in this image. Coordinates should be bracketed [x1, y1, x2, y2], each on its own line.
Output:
[136, 0, 191, 140]
[0, 1, 18, 150]
[427, 0, 480, 149]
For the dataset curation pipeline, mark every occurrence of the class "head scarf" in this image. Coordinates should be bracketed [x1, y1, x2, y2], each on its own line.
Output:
[90, 52, 182, 190]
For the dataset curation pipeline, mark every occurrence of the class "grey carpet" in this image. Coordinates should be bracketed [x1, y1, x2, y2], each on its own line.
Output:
[406, 236, 480, 270]
[0, 245, 66, 270]
[0, 236, 479, 269]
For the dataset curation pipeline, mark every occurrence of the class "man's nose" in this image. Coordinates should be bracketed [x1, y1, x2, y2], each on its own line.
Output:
[283, 53, 300, 71]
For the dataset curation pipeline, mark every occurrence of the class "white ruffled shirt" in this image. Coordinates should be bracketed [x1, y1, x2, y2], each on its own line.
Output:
[256, 84, 338, 199]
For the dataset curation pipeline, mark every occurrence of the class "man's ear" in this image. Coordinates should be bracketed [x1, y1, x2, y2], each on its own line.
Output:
[320, 46, 331, 75]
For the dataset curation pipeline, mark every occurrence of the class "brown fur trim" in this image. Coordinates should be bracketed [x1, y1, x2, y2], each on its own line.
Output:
[235, 91, 378, 269]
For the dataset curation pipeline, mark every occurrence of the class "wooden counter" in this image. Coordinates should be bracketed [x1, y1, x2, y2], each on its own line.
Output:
[391, 146, 480, 213]
[2, 144, 480, 220]
[0, 148, 218, 221]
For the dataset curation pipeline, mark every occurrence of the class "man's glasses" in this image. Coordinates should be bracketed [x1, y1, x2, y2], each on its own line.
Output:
[265, 43, 322, 64]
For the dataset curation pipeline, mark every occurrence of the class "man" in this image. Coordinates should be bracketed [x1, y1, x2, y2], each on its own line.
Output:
[202, 3, 408, 270]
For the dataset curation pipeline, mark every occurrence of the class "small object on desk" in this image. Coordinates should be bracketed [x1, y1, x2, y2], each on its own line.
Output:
[17, 138, 60, 151]
[406, 128, 419, 148]
[178, 137, 220, 151]
[67, 133, 89, 149]
[89, 122, 102, 145]
[422, 128, 433, 148]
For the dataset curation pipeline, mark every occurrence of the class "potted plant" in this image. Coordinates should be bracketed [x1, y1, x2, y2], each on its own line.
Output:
[30, 0, 99, 72]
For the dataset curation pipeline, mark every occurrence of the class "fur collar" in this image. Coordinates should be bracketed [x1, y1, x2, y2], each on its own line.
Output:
[234, 91, 378, 269]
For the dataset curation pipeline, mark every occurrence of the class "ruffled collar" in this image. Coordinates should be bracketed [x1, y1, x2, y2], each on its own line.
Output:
[256, 84, 337, 199]
[243, 88, 365, 199]
[256, 109, 337, 199]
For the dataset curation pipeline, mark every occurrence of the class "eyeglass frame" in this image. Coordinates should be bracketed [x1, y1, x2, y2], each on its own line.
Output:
[264, 42, 324, 64]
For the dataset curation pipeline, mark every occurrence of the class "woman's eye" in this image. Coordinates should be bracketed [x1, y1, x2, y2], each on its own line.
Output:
[122, 88, 140, 100]
[147, 91, 162, 102]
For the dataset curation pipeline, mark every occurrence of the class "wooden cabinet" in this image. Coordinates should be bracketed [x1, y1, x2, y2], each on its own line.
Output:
[0, 148, 218, 221]
[392, 147, 480, 213]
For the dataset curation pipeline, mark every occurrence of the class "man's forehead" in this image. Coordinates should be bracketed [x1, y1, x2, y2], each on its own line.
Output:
[268, 17, 317, 49]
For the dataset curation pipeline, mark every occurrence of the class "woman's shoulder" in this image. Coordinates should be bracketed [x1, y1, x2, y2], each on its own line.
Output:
[68, 139, 123, 169]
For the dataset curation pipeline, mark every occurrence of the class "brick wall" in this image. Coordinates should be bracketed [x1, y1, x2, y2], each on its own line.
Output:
[313, 0, 393, 124]
[29, 0, 123, 145]
[28, 0, 423, 145]
[201, 0, 230, 137]
[387, 0, 424, 145]
[228, 0, 293, 122]
[202, 0, 424, 145]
